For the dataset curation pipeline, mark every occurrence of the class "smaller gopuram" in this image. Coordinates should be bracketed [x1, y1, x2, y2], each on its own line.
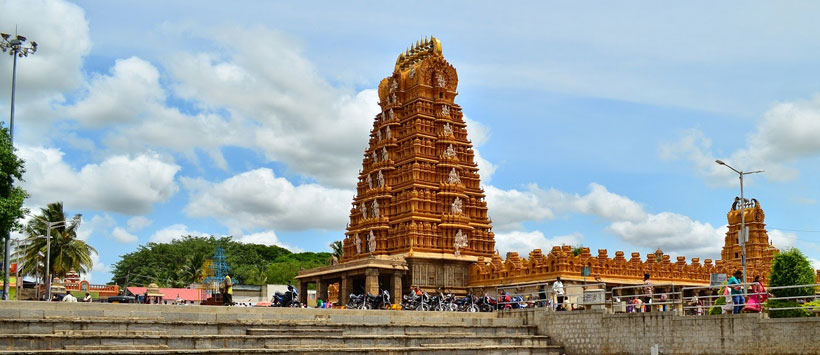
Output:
[468, 198, 783, 290]
[296, 36, 495, 306]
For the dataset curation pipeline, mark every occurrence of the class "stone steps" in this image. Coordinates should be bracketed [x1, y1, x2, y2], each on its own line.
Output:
[2, 334, 553, 350]
[1, 319, 537, 337]
[0, 344, 564, 354]
[0, 302, 565, 354]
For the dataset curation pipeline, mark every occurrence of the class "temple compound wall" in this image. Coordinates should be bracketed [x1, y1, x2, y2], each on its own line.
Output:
[469, 199, 788, 289]
[501, 308, 820, 355]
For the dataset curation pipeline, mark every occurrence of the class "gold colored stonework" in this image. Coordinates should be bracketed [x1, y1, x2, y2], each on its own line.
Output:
[468, 199, 782, 287]
[342, 37, 495, 263]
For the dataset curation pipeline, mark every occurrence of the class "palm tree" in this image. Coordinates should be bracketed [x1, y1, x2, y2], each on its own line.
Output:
[19, 202, 96, 281]
[329, 240, 343, 260]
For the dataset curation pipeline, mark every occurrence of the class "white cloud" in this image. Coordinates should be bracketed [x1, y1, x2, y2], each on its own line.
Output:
[663, 96, 820, 185]
[84, 252, 108, 283]
[495, 230, 583, 256]
[809, 258, 820, 271]
[19, 146, 180, 215]
[110, 227, 138, 244]
[768, 229, 797, 250]
[182, 168, 352, 232]
[484, 184, 554, 232]
[165, 27, 380, 186]
[0, 0, 92, 146]
[149, 224, 209, 244]
[608, 212, 727, 257]
[235, 230, 301, 252]
[127, 216, 152, 232]
[76, 214, 116, 242]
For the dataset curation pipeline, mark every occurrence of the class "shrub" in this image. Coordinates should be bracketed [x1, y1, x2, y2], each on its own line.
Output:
[768, 249, 817, 298]
[767, 299, 810, 318]
[708, 296, 726, 315]
[802, 300, 820, 317]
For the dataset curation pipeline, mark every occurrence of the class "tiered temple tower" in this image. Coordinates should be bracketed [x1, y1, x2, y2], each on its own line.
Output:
[720, 198, 778, 282]
[341, 36, 494, 263]
[297, 37, 495, 304]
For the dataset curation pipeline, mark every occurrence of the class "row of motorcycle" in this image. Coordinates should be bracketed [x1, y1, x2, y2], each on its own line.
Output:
[346, 289, 529, 312]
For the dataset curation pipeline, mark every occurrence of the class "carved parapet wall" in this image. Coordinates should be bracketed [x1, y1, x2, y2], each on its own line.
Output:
[469, 246, 725, 287]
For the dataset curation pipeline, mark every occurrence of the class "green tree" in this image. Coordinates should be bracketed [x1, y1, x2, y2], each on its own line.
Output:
[767, 248, 817, 318]
[571, 245, 584, 257]
[19, 202, 95, 280]
[330, 240, 343, 260]
[0, 124, 28, 286]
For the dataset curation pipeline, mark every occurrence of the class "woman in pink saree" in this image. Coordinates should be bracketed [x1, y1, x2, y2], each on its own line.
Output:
[744, 275, 767, 313]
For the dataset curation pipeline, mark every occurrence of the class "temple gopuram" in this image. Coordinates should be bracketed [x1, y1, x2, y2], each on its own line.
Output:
[296, 36, 495, 305]
[297, 37, 819, 304]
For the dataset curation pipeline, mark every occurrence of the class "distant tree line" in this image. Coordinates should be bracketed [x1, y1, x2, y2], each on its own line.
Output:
[109, 236, 331, 288]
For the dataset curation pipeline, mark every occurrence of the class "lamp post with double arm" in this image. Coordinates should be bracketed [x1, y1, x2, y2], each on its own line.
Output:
[41, 215, 82, 301]
[1, 31, 37, 300]
[715, 160, 763, 296]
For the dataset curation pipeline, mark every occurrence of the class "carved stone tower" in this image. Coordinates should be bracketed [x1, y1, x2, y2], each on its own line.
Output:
[340, 36, 495, 291]
[721, 198, 778, 281]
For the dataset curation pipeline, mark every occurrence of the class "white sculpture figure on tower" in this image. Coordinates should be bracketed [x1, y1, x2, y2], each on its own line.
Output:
[454, 229, 468, 257]
[409, 66, 416, 79]
[441, 105, 450, 116]
[443, 144, 457, 159]
[361, 203, 367, 219]
[376, 129, 382, 141]
[368, 231, 377, 253]
[372, 151, 378, 162]
[388, 108, 394, 120]
[448, 168, 461, 184]
[442, 122, 453, 136]
[377, 170, 385, 187]
[390, 93, 397, 104]
[382, 147, 389, 162]
[354, 233, 362, 254]
[366, 174, 373, 189]
[390, 79, 398, 92]
[437, 73, 446, 87]
[451, 197, 463, 215]
[372, 199, 380, 218]
[385, 126, 391, 138]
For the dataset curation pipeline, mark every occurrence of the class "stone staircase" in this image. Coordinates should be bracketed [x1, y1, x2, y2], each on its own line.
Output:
[0, 302, 564, 354]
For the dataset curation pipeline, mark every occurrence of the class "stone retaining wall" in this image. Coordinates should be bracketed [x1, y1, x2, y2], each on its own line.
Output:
[500, 309, 820, 355]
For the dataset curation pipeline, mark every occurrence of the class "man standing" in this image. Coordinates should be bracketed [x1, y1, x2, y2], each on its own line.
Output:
[223, 273, 233, 306]
[728, 270, 744, 314]
[552, 277, 565, 311]
[642, 273, 653, 312]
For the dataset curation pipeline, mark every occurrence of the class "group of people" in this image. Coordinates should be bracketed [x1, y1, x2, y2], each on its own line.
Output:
[721, 270, 768, 314]
[57, 291, 92, 302]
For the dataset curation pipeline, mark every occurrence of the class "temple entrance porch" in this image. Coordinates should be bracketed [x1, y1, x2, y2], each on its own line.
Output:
[295, 256, 408, 306]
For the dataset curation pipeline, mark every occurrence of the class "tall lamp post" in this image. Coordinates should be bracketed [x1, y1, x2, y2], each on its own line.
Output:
[41, 215, 82, 301]
[715, 160, 763, 295]
[1, 32, 37, 300]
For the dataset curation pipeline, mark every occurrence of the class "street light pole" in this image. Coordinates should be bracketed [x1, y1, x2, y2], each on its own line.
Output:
[41, 215, 81, 302]
[715, 160, 763, 297]
[1, 31, 37, 300]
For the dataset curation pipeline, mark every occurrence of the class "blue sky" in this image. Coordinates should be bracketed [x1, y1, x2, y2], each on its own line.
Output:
[2, 0, 820, 284]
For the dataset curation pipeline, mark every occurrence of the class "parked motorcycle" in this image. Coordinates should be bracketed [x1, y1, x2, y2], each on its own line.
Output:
[365, 289, 391, 310]
[456, 293, 479, 312]
[347, 293, 366, 309]
[272, 284, 300, 307]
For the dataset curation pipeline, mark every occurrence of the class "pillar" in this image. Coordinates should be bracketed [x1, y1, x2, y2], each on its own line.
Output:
[365, 268, 380, 295]
[392, 271, 403, 304]
[317, 279, 328, 304]
[298, 280, 308, 305]
[340, 275, 351, 306]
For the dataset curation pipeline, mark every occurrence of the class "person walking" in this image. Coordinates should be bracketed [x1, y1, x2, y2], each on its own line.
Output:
[642, 274, 653, 312]
[222, 273, 233, 306]
[743, 275, 766, 313]
[728, 270, 744, 314]
[552, 277, 565, 311]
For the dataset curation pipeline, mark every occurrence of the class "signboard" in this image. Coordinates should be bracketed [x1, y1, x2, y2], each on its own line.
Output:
[581, 290, 605, 305]
[581, 266, 590, 277]
[710, 273, 727, 286]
